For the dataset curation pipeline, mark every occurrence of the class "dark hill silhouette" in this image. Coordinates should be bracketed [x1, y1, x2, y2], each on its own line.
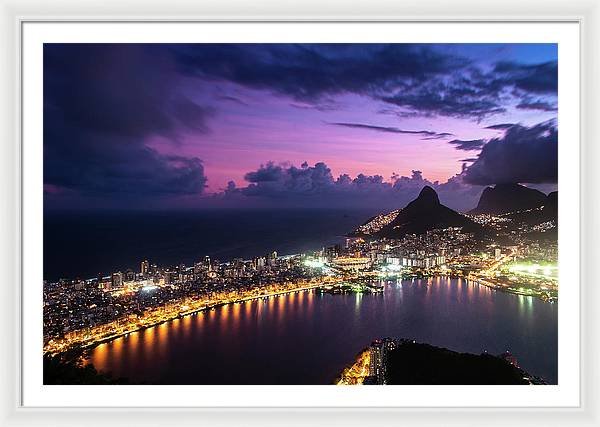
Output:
[375, 186, 481, 239]
[385, 342, 533, 385]
[469, 183, 547, 215]
[543, 191, 558, 220]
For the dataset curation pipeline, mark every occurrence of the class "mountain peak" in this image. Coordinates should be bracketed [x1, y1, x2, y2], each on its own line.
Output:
[469, 183, 547, 215]
[361, 185, 480, 239]
[416, 186, 440, 205]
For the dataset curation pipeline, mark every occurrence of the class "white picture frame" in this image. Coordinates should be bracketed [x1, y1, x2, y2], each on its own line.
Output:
[1, 0, 599, 425]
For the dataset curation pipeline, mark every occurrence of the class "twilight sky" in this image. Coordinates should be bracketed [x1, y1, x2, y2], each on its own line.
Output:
[43, 43, 558, 212]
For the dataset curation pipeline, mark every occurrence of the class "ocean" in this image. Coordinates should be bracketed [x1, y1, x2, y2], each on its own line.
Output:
[43, 208, 378, 282]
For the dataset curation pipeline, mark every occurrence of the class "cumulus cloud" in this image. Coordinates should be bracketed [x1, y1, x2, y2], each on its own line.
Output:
[219, 161, 483, 212]
[44, 44, 210, 202]
[463, 120, 558, 185]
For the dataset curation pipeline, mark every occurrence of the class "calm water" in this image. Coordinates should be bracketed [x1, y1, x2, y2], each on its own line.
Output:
[87, 278, 558, 384]
[44, 209, 377, 282]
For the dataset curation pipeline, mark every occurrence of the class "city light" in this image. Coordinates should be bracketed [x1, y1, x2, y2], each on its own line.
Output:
[303, 259, 324, 268]
[44, 218, 559, 357]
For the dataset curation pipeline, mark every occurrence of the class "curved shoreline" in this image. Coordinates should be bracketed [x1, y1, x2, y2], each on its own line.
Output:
[46, 284, 321, 356]
[47, 274, 555, 356]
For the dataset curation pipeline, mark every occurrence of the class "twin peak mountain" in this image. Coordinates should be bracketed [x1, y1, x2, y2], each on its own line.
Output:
[469, 183, 557, 216]
[353, 184, 557, 239]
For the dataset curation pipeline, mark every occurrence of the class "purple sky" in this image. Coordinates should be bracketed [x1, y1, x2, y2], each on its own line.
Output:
[43, 44, 558, 212]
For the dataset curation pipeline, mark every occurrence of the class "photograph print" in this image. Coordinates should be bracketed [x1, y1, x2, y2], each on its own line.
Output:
[43, 43, 558, 386]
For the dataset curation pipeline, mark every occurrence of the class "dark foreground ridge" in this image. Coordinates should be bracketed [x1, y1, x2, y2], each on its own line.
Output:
[355, 339, 546, 385]
[386, 342, 533, 385]
[44, 354, 128, 385]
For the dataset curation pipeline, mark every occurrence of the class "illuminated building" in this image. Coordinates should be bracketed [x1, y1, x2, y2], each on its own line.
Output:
[369, 340, 385, 384]
[99, 278, 111, 290]
[193, 261, 205, 278]
[267, 251, 278, 267]
[323, 245, 342, 260]
[400, 254, 445, 268]
[253, 256, 266, 271]
[140, 260, 149, 276]
[164, 270, 178, 285]
[331, 257, 372, 272]
[111, 272, 123, 289]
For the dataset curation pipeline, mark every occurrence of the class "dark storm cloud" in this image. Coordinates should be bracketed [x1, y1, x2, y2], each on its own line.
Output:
[448, 139, 486, 151]
[327, 122, 453, 139]
[222, 162, 482, 212]
[168, 45, 557, 121]
[173, 99, 214, 132]
[380, 74, 508, 120]
[44, 44, 209, 199]
[45, 109, 208, 197]
[463, 120, 558, 185]
[169, 44, 466, 102]
[493, 61, 558, 94]
[380, 60, 557, 120]
[516, 100, 558, 112]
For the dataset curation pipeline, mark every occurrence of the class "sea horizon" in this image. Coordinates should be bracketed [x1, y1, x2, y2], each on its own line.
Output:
[44, 208, 379, 282]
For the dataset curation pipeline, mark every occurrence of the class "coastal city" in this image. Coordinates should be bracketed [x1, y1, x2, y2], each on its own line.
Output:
[41, 43, 560, 387]
[44, 195, 558, 357]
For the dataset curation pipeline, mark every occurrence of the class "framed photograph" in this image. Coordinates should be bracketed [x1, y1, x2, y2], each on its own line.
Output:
[1, 0, 599, 426]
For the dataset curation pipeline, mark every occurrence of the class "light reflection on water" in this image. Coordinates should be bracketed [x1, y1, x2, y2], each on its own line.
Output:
[87, 278, 557, 385]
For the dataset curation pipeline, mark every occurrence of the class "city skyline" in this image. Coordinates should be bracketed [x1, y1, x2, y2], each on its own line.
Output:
[44, 43, 557, 212]
[44, 184, 559, 384]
